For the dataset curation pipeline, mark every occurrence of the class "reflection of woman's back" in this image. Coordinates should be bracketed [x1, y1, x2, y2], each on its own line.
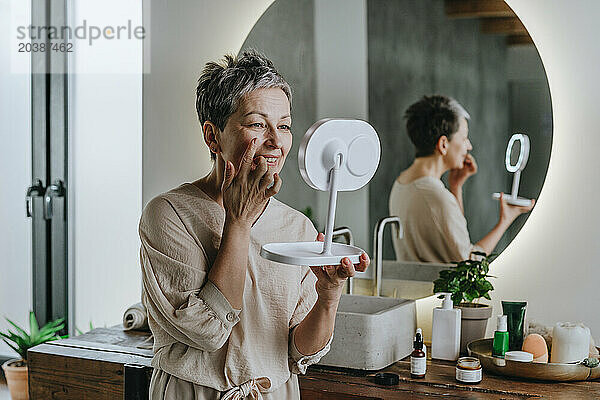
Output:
[389, 176, 479, 263]
[389, 95, 533, 264]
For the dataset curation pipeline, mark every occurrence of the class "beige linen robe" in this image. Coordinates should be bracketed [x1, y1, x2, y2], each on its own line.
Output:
[388, 177, 483, 263]
[139, 183, 331, 399]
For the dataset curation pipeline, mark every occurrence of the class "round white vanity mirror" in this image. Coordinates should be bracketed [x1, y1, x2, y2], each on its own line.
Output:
[493, 133, 533, 206]
[260, 119, 380, 266]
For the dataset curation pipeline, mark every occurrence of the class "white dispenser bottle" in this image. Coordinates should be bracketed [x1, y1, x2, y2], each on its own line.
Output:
[431, 293, 461, 361]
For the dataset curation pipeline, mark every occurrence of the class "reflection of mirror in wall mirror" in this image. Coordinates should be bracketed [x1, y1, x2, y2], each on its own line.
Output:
[493, 134, 533, 207]
[508, 135, 530, 173]
[241, 0, 552, 294]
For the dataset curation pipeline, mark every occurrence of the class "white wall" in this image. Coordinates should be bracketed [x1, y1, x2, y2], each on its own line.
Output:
[489, 0, 600, 340]
[142, 0, 275, 205]
[70, 0, 143, 330]
[314, 0, 371, 252]
[0, 0, 32, 358]
[68, 0, 275, 336]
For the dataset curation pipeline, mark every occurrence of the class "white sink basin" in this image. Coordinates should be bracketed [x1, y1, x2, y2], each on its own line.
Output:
[318, 294, 416, 370]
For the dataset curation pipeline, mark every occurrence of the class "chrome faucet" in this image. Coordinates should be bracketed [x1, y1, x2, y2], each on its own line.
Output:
[372, 216, 403, 297]
[332, 226, 355, 294]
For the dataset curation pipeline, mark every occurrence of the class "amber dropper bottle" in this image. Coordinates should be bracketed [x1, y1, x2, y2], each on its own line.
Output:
[410, 328, 426, 379]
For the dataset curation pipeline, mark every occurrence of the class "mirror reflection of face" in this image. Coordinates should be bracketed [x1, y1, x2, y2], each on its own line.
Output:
[510, 140, 521, 167]
[446, 116, 472, 169]
[217, 88, 292, 175]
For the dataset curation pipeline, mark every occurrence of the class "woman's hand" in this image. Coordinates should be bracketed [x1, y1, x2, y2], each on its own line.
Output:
[449, 153, 478, 189]
[498, 192, 535, 226]
[310, 233, 370, 305]
[221, 138, 282, 227]
[477, 193, 536, 254]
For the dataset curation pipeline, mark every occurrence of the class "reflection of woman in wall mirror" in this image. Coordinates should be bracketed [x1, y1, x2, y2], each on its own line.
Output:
[389, 95, 535, 263]
[139, 51, 368, 398]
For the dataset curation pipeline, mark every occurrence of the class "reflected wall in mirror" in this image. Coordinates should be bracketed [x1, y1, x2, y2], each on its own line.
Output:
[241, 0, 552, 290]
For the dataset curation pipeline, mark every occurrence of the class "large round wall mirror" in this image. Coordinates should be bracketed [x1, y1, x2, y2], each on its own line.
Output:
[241, 0, 552, 299]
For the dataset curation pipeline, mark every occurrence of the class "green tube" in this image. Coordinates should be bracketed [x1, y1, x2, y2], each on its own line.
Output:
[502, 301, 527, 351]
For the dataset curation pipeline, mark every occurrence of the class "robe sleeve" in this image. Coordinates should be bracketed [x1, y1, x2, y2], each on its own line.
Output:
[286, 214, 333, 374]
[140, 197, 240, 353]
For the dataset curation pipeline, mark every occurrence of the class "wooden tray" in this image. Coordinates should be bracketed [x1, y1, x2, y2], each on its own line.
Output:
[468, 339, 600, 382]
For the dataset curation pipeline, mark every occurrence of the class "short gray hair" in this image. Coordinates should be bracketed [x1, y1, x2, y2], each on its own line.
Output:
[196, 50, 292, 159]
[448, 97, 471, 121]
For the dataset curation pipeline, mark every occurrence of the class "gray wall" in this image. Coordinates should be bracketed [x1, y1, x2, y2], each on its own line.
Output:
[367, 0, 510, 258]
[241, 0, 318, 220]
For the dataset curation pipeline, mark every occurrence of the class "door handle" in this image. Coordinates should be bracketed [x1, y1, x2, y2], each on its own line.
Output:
[26, 179, 45, 217]
[44, 180, 65, 220]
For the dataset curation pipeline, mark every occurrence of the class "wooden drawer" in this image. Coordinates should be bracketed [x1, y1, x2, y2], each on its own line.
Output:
[28, 327, 152, 400]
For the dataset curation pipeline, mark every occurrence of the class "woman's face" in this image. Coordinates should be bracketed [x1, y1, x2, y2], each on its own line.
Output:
[446, 116, 472, 168]
[216, 88, 292, 175]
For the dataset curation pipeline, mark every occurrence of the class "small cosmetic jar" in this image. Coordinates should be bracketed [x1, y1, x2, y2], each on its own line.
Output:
[456, 357, 482, 384]
[505, 351, 534, 362]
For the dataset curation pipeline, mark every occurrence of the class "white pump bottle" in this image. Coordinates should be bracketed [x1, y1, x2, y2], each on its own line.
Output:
[431, 293, 461, 361]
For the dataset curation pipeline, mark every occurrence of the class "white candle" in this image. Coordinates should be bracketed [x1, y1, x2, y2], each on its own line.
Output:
[551, 322, 590, 363]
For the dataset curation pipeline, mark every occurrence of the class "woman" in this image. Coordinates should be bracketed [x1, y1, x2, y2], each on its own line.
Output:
[389, 95, 535, 263]
[139, 51, 369, 399]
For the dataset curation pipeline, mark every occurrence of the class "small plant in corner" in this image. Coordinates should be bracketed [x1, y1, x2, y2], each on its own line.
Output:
[1, 311, 67, 399]
[1, 311, 66, 367]
[433, 251, 498, 306]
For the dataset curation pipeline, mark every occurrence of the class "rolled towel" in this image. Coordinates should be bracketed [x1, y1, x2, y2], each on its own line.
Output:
[123, 302, 149, 331]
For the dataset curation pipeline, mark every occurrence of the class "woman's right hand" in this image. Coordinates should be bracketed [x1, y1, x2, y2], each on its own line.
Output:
[477, 193, 536, 254]
[221, 138, 282, 227]
[498, 192, 535, 226]
[449, 153, 478, 189]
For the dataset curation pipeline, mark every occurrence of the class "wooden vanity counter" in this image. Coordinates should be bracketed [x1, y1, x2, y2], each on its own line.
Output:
[301, 357, 600, 399]
[27, 327, 600, 399]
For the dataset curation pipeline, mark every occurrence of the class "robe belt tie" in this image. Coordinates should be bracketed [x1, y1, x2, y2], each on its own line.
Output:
[221, 377, 271, 400]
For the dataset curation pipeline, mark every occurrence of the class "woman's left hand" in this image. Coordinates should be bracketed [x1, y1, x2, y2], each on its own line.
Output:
[309, 233, 370, 304]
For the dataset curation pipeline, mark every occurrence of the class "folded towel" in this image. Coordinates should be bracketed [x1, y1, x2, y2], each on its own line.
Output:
[123, 302, 149, 331]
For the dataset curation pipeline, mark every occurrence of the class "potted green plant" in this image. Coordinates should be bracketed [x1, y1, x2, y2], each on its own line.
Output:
[1, 312, 66, 400]
[433, 251, 497, 354]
